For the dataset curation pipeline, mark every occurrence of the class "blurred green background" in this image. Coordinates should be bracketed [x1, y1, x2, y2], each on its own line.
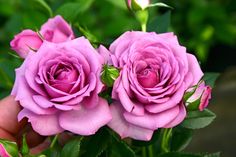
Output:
[0, 0, 236, 156]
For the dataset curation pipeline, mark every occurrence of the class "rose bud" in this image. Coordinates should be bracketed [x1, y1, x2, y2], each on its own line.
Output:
[127, 0, 150, 11]
[40, 15, 74, 43]
[0, 139, 18, 157]
[10, 30, 43, 58]
[185, 81, 212, 111]
[101, 64, 120, 87]
[10, 15, 74, 59]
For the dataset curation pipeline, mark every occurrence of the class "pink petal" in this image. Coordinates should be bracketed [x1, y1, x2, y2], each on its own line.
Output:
[14, 75, 56, 115]
[59, 98, 111, 135]
[185, 54, 203, 88]
[116, 80, 145, 116]
[124, 105, 180, 130]
[108, 102, 153, 141]
[145, 85, 185, 113]
[164, 103, 186, 128]
[40, 15, 74, 43]
[18, 109, 64, 136]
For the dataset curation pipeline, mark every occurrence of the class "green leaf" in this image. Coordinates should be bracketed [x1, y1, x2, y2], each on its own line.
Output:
[41, 145, 61, 157]
[147, 3, 173, 9]
[158, 152, 202, 157]
[181, 109, 216, 129]
[107, 128, 135, 157]
[81, 128, 110, 157]
[55, 0, 95, 22]
[74, 23, 99, 45]
[147, 11, 171, 33]
[32, 0, 53, 17]
[104, 0, 127, 10]
[171, 127, 193, 151]
[61, 137, 82, 157]
[202, 73, 220, 87]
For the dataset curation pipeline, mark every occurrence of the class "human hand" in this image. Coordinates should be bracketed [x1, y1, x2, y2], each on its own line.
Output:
[0, 96, 48, 154]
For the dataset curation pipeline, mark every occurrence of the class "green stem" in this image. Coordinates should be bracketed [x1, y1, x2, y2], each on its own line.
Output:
[50, 134, 59, 148]
[141, 23, 147, 32]
[142, 147, 147, 157]
[161, 128, 172, 153]
[148, 145, 153, 157]
[135, 10, 148, 32]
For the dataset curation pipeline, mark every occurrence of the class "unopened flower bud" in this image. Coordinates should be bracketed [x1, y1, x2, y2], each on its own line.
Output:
[184, 81, 212, 111]
[0, 139, 19, 157]
[101, 64, 119, 87]
[127, 0, 150, 11]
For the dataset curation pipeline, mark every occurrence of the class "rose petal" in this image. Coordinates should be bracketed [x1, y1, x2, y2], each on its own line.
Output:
[185, 54, 204, 88]
[108, 102, 153, 141]
[164, 104, 186, 128]
[18, 109, 64, 136]
[145, 85, 185, 113]
[124, 105, 180, 130]
[59, 98, 112, 135]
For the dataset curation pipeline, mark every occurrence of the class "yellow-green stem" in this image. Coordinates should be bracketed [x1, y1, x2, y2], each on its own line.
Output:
[50, 134, 59, 148]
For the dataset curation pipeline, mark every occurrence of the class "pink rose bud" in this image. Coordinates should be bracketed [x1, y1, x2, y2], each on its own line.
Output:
[10, 29, 43, 58]
[127, 0, 150, 10]
[0, 139, 18, 157]
[40, 15, 74, 43]
[185, 81, 212, 111]
[10, 16, 74, 59]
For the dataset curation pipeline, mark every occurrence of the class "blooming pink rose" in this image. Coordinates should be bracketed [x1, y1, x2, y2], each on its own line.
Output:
[10, 30, 43, 58]
[11, 37, 112, 136]
[10, 15, 74, 58]
[186, 81, 212, 111]
[102, 31, 203, 141]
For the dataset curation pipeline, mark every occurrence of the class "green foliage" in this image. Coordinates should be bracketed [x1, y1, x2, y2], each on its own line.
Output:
[0, 138, 19, 157]
[181, 109, 216, 129]
[148, 10, 171, 33]
[203, 73, 220, 87]
[55, 0, 95, 22]
[61, 137, 82, 157]
[171, 127, 193, 151]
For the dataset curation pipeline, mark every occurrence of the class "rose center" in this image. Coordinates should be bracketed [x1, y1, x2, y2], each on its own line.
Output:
[137, 68, 159, 88]
[48, 62, 79, 93]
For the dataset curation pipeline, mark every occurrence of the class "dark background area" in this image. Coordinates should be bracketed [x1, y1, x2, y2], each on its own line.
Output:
[0, 0, 235, 156]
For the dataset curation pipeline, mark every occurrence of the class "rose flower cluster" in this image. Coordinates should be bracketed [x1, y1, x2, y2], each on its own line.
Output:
[10, 16, 211, 141]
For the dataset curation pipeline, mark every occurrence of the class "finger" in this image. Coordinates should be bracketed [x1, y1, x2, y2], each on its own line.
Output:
[30, 138, 50, 155]
[0, 128, 16, 141]
[0, 96, 22, 135]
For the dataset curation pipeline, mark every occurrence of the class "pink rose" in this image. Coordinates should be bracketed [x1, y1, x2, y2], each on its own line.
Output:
[10, 15, 74, 58]
[10, 30, 43, 58]
[103, 31, 203, 141]
[40, 15, 74, 43]
[11, 37, 112, 136]
[185, 81, 212, 111]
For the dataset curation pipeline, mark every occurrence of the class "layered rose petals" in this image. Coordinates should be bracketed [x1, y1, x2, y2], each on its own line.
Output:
[105, 31, 203, 140]
[12, 37, 112, 136]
